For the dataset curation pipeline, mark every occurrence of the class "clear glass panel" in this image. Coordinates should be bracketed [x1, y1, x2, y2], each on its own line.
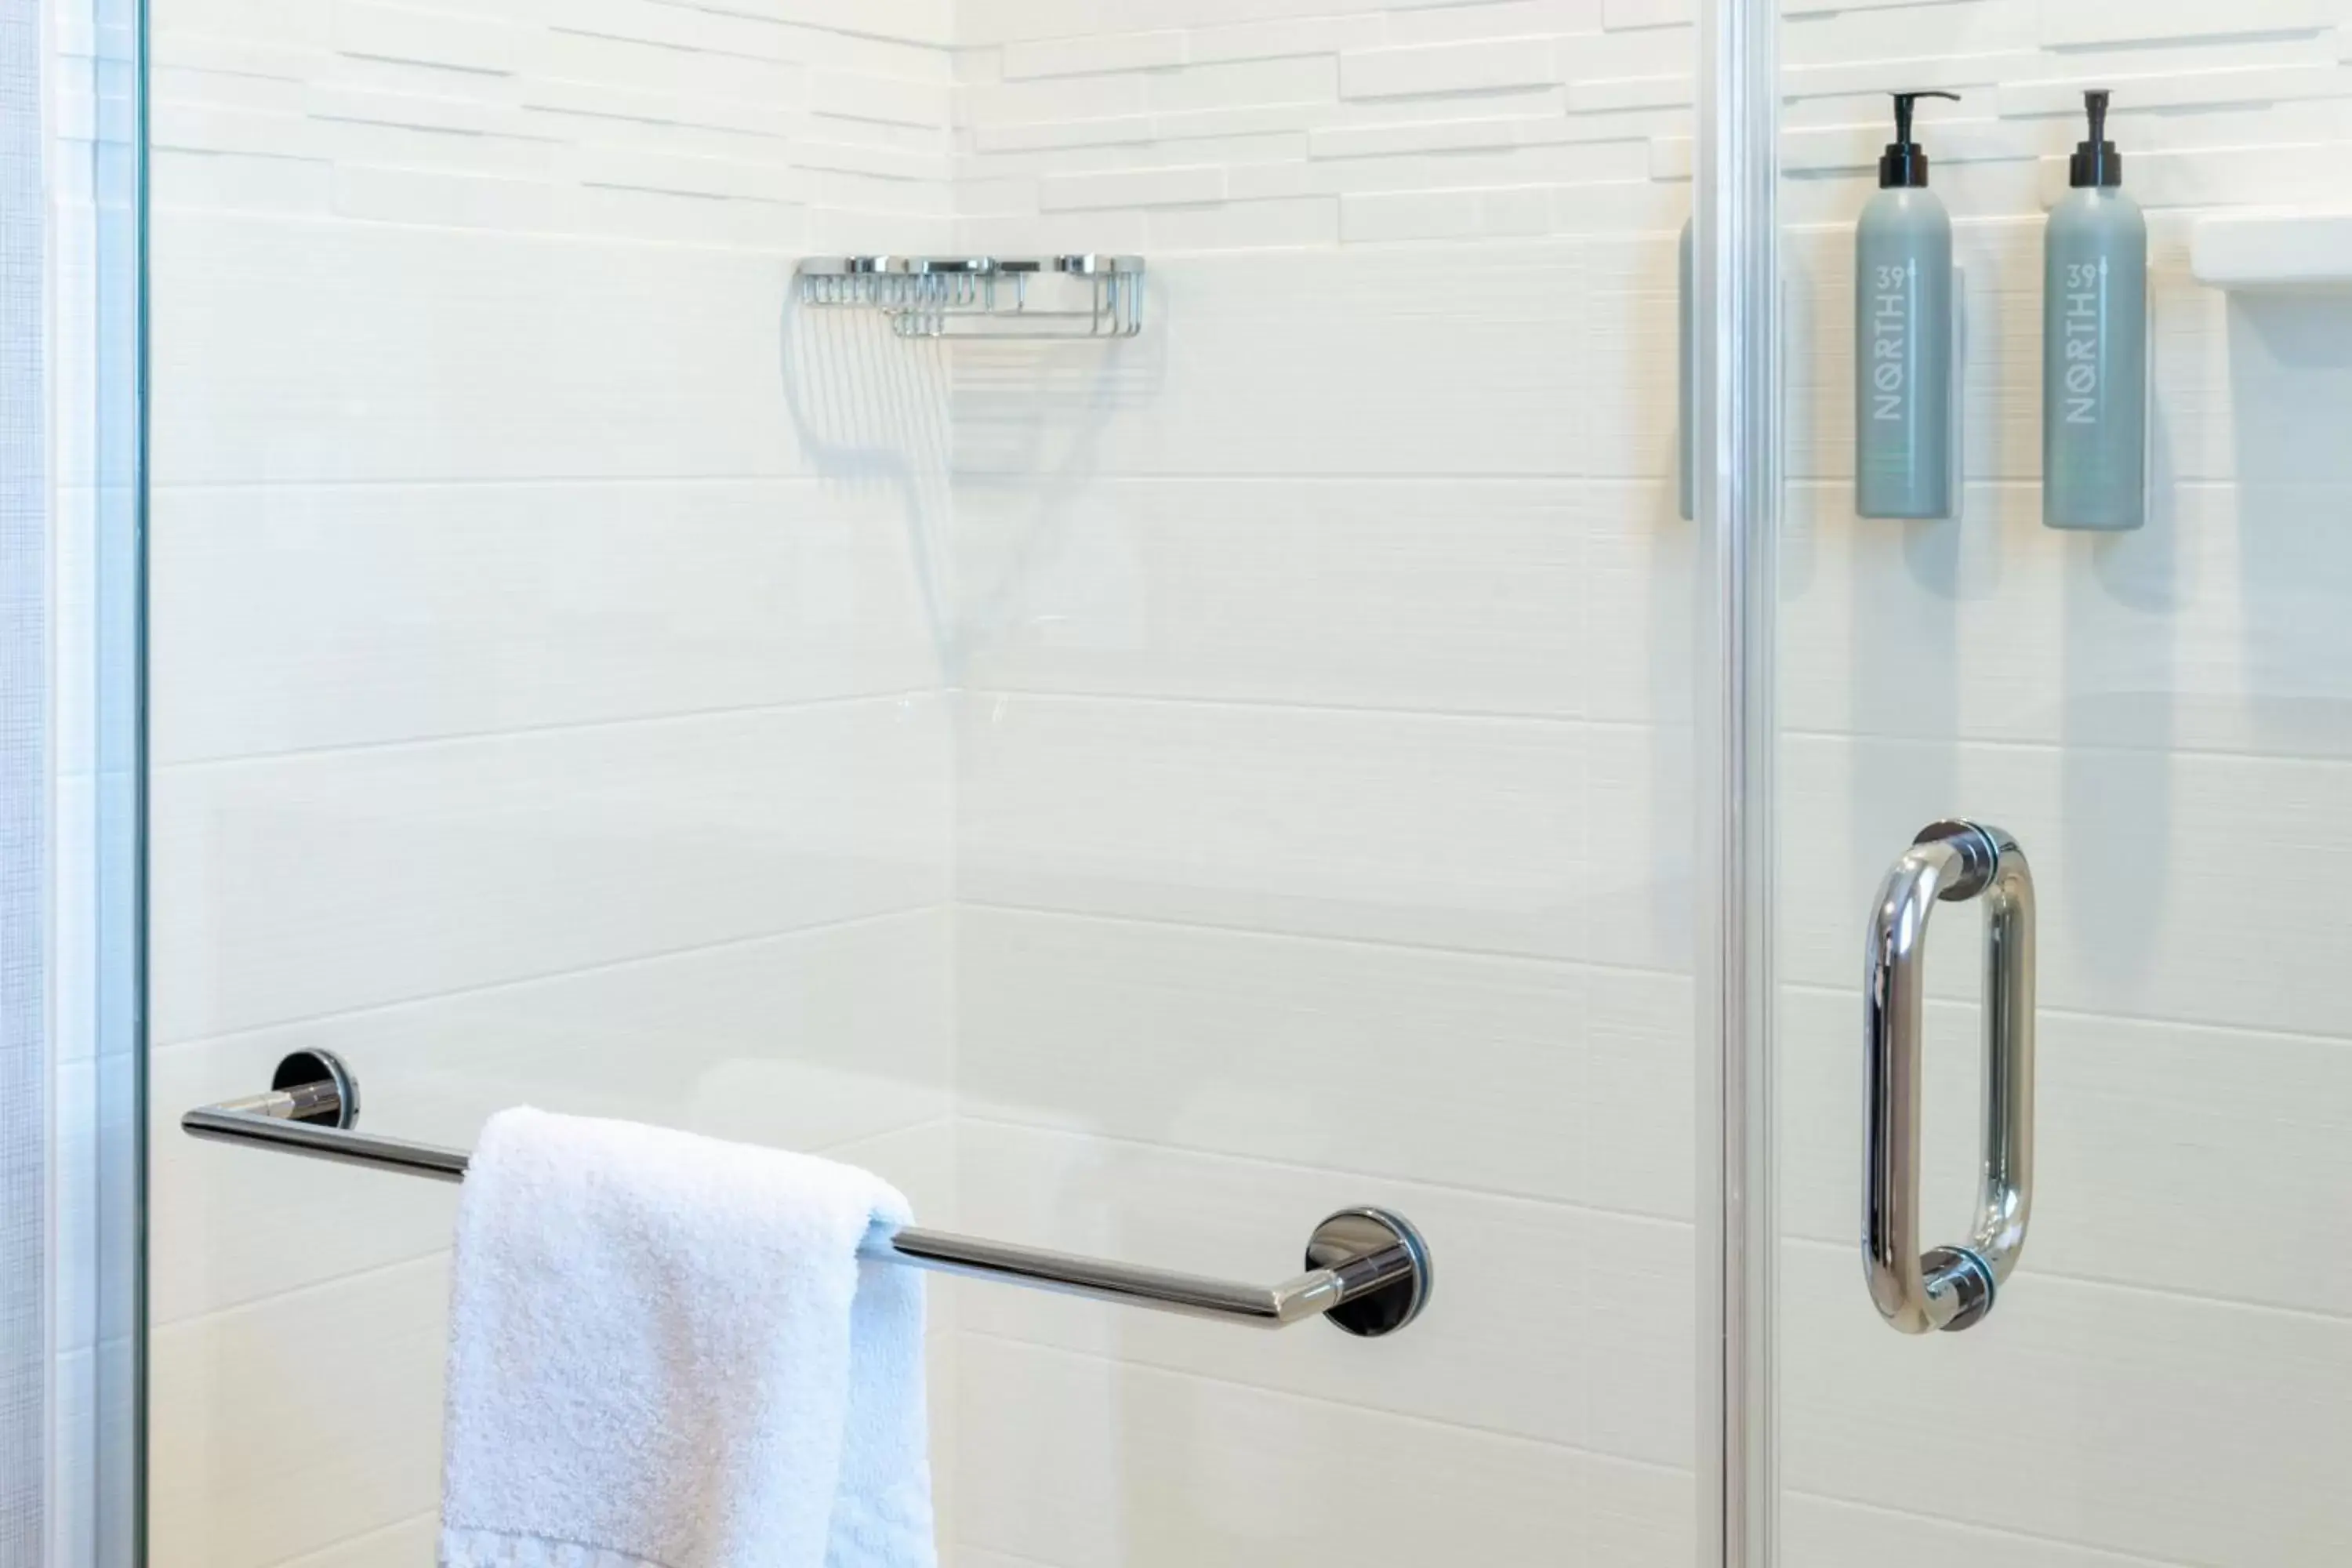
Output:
[1777, 5, 2352, 1563]
[42, 1, 146, 1562]
[143, 3, 1705, 1566]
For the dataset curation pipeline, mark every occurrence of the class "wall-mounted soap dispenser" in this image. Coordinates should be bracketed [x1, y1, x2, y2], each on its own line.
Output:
[2043, 89, 2147, 532]
[1856, 91, 1961, 521]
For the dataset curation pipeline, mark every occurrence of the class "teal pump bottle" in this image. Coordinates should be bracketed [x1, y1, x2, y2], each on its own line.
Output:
[2042, 89, 2147, 531]
[1855, 91, 1960, 521]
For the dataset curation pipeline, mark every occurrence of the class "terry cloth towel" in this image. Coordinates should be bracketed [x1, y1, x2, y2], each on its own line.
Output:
[437, 1107, 935, 1568]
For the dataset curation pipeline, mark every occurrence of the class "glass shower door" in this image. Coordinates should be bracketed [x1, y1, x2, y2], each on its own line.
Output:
[140, 2, 1711, 1565]
[1773, 9, 2352, 1561]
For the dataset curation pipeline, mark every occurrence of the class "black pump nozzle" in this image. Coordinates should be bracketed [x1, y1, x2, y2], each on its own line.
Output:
[2070, 89, 2122, 188]
[1882, 90, 1962, 188]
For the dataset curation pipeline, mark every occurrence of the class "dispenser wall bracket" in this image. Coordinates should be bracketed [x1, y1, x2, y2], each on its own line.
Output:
[795, 253, 1145, 340]
[1939, 263, 1967, 523]
[2190, 213, 2352, 293]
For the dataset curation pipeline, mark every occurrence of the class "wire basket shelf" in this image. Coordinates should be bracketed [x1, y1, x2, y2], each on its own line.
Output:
[795, 254, 1145, 340]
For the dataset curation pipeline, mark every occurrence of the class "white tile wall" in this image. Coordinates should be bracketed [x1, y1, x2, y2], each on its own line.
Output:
[1772, 2, 2352, 1564]
[151, 699, 951, 1044]
[953, 1334, 1691, 1566]
[954, 477, 1586, 714]
[957, 909, 1691, 1214]
[150, 481, 943, 762]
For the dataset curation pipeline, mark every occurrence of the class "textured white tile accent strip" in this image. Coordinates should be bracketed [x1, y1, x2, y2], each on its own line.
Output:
[1338, 183, 1555, 240]
[332, 2, 523, 74]
[1185, 16, 1381, 66]
[1994, 60, 2348, 117]
[1308, 113, 1570, 159]
[1037, 162, 1225, 209]
[1339, 37, 1562, 100]
[808, 69, 954, 128]
[1001, 29, 1186, 79]
[1603, 0, 1690, 25]
[1567, 71, 1692, 110]
[2037, 0, 2338, 47]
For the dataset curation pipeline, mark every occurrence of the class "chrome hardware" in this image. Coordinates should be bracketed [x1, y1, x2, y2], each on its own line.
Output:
[1308, 1207, 1435, 1338]
[267, 1048, 359, 1125]
[183, 1054, 1430, 1337]
[793, 253, 1145, 339]
[1862, 820, 2035, 1334]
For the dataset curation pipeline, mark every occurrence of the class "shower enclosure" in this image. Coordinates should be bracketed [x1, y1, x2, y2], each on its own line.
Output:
[102, 0, 2352, 1563]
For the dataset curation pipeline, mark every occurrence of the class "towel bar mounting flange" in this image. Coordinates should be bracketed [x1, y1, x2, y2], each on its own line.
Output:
[183, 1051, 1433, 1338]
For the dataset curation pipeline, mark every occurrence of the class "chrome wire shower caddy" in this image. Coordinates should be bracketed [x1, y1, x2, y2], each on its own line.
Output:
[795, 253, 1145, 339]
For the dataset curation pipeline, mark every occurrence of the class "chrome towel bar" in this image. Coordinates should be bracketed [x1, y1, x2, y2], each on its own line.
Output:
[181, 1051, 1433, 1338]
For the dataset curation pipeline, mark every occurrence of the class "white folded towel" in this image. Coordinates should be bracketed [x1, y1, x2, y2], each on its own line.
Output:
[438, 1107, 936, 1568]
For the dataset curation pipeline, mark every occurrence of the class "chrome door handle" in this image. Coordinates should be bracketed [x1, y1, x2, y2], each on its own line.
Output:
[1863, 820, 2035, 1334]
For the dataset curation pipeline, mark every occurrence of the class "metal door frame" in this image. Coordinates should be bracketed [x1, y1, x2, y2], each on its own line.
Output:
[1694, 2, 1780, 1564]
